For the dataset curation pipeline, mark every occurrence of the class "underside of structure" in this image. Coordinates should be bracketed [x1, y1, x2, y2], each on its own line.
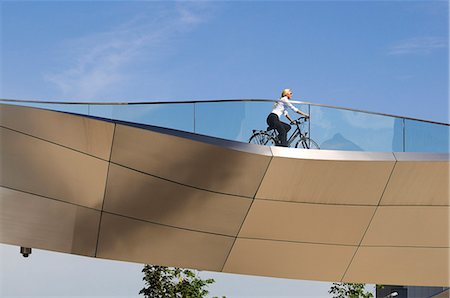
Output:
[0, 103, 449, 286]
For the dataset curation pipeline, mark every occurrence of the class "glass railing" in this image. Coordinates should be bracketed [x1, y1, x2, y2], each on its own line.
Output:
[1, 99, 448, 153]
[91, 103, 195, 132]
[404, 119, 449, 153]
[309, 105, 404, 152]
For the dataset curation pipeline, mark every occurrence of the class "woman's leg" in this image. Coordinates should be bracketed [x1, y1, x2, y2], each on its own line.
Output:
[279, 121, 291, 147]
[267, 113, 288, 147]
[282, 121, 291, 141]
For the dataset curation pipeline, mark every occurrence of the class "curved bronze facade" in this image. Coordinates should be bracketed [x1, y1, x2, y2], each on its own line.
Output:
[1, 103, 448, 286]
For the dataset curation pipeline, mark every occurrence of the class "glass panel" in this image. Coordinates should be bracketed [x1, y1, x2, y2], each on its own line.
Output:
[194, 101, 309, 143]
[195, 101, 264, 142]
[310, 106, 403, 152]
[88, 104, 114, 119]
[405, 119, 449, 153]
[0, 101, 89, 115]
[8, 100, 448, 154]
[90, 103, 194, 132]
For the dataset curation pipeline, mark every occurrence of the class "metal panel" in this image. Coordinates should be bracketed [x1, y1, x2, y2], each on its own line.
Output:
[343, 246, 450, 286]
[256, 148, 395, 205]
[239, 200, 375, 245]
[270, 147, 396, 161]
[103, 163, 252, 236]
[110, 124, 271, 197]
[0, 187, 100, 256]
[394, 152, 450, 162]
[1, 105, 448, 286]
[0, 127, 108, 209]
[432, 289, 449, 298]
[96, 213, 235, 271]
[222, 238, 357, 282]
[381, 160, 450, 206]
[362, 206, 449, 247]
[0, 104, 114, 160]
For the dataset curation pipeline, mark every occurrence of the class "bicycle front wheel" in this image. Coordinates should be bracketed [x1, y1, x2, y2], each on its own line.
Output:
[249, 132, 277, 146]
[295, 138, 320, 149]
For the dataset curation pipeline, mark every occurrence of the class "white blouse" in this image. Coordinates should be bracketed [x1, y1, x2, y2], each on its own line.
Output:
[271, 96, 299, 117]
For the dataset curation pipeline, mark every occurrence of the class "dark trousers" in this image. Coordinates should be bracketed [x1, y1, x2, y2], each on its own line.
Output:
[267, 113, 291, 147]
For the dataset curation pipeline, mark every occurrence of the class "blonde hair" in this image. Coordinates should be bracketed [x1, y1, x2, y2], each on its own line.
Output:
[281, 88, 292, 97]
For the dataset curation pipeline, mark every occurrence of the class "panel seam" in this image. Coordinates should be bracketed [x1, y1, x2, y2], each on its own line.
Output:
[0, 125, 110, 162]
[339, 155, 398, 282]
[219, 147, 275, 272]
[255, 197, 377, 207]
[109, 162, 255, 199]
[236, 236, 449, 249]
[98, 211, 236, 238]
[94, 123, 116, 257]
[0, 185, 102, 211]
[1, 184, 447, 213]
[2, 183, 446, 249]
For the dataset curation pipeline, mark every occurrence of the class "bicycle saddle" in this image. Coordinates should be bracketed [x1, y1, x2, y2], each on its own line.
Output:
[266, 126, 276, 131]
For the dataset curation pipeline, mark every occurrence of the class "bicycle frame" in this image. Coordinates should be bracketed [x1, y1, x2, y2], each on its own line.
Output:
[251, 117, 310, 147]
[285, 119, 308, 146]
[286, 126, 301, 146]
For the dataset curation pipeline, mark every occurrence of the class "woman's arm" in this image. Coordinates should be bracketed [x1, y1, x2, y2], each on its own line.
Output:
[286, 114, 295, 123]
[281, 97, 309, 117]
[296, 109, 309, 117]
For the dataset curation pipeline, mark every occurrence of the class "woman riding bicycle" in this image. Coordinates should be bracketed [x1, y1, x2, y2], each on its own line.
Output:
[267, 89, 309, 147]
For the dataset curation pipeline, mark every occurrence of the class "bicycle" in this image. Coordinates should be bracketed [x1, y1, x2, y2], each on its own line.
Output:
[248, 116, 320, 149]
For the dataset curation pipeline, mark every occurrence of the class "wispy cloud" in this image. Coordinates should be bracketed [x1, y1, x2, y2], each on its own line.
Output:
[387, 36, 447, 55]
[45, 2, 215, 101]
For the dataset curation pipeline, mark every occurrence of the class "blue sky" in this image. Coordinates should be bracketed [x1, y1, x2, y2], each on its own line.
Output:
[1, 0, 448, 122]
[0, 1, 448, 297]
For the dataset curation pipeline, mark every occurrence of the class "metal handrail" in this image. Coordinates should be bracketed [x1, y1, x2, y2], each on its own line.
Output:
[1, 97, 448, 126]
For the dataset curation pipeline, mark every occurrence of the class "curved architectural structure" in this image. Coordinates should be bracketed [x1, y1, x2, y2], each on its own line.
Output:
[0, 103, 449, 287]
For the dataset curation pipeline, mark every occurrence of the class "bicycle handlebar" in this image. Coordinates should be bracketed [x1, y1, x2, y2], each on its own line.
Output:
[291, 116, 310, 125]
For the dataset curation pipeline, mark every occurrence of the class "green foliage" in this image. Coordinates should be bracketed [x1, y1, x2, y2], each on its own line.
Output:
[329, 282, 374, 298]
[139, 265, 224, 298]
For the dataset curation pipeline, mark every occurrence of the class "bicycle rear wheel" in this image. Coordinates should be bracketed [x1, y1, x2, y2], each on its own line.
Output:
[295, 137, 320, 149]
[249, 132, 277, 146]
